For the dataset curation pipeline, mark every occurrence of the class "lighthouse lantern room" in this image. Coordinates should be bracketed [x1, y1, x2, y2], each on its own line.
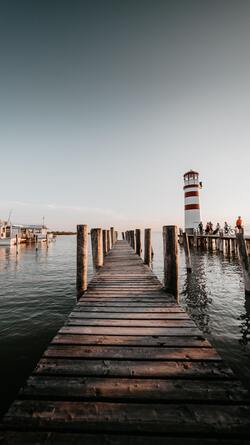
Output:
[183, 170, 202, 233]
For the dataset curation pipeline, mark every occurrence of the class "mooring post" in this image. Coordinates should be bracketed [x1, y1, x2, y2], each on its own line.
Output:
[236, 233, 250, 295]
[193, 230, 197, 249]
[135, 229, 142, 256]
[144, 228, 152, 267]
[130, 230, 135, 250]
[163, 225, 179, 301]
[183, 232, 192, 272]
[115, 231, 118, 242]
[102, 229, 108, 256]
[107, 230, 111, 252]
[110, 227, 115, 247]
[122, 232, 125, 240]
[16, 234, 19, 255]
[178, 228, 183, 245]
[46, 233, 49, 248]
[91, 228, 103, 269]
[219, 231, 224, 253]
[35, 235, 38, 251]
[77, 224, 88, 295]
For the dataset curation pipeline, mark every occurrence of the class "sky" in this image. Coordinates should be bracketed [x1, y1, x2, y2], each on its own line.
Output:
[0, 0, 250, 230]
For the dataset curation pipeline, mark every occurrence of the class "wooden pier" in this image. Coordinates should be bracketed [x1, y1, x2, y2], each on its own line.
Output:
[1, 239, 250, 444]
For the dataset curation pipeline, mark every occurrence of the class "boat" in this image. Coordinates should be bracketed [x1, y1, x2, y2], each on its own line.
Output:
[0, 221, 22, 246]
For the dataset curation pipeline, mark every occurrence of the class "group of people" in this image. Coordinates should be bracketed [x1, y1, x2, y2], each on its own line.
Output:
[198, 217, 243, 235]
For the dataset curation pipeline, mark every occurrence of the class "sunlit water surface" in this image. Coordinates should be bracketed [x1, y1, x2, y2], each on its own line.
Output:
[0, 234, 249, 416]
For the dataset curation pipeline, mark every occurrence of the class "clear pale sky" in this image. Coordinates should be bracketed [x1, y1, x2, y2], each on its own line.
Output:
[0, 0, 250, 230]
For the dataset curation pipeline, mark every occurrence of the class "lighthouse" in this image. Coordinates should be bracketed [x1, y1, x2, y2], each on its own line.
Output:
[183, 170, 202, 233]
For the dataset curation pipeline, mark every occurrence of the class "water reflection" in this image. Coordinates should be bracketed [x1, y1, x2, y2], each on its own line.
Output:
[239, 296, 250, 347]
[181, 250, 212, 334]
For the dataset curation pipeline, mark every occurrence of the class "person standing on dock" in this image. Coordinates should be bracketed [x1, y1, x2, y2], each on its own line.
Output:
[236, 216, 243, 233]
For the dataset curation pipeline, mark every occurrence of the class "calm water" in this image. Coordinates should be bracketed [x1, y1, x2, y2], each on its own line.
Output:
[0, 234, 250, 416]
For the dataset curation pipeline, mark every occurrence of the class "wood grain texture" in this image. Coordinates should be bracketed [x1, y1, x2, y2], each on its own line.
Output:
[2, 240, 250, 443]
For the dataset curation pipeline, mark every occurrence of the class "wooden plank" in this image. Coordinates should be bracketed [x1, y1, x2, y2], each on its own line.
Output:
[44, 345, 220, 360]
[2, 431, 250, 445]
[34, 358, 234, 379]
[52, 334, 211, 347]
[73, 306, 185, 313]
[4, 400, 250, 435]
[67, 319, 195, 327]
[69, 312, 190, 319]
[21, 376, 249, 402]
[59, 326, 202, 336]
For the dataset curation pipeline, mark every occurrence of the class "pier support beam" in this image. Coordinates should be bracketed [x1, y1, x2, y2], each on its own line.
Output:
[144, 228, 152, 267]
[107, 230, 111, 252]
[91, 228, 103, 269]
[183, 232, 191, 272]
[110, 227, 115, 247]
[130, 230, 135, 250]
[163, 225, 179, 301]
[135, 229, 142, 256]
[236, 233, 250, 295]
[102, 230, 108, 256]
[77, 224, 88, 295]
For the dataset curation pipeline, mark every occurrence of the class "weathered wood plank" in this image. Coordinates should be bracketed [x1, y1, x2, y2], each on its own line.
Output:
[52, 334, 210, 347]
[69, 312, 190, 319]
[4, 400, 250, 435]
[59, 326, 202, 336]
[34, 358, 234, 379]
[44, 345, 220, 360]
[20, 376, 249, 402]
[67, 319, 195, 327]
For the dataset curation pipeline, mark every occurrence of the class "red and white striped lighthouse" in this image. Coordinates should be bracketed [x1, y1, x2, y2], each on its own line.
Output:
[183, 170, 202, 233]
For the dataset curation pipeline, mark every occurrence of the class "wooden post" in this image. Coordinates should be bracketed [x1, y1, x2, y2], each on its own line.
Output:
[16, 234, 19, 255]
[231, 238, 236, 254]
[46, 233, 49, 248]
[144, 228, 152, 267]
[35, 235, 38, 251]
[163, 225, 179, 300]
[107, 230, 111, 252]
[135, 229, 142, 256]
[115, 231, 118, 242]
[183, 232, 191, 272]
[110, 227, 115, 247]
[77, 224, 88, 294]
[193, 230, 197, 249]
[91, 228, 103, 269]
[122, 232, 125, 240]
[102, 229, 108, 256]
[130, 230, 135, 250]
[236, 233, 250, 295]
[178, 228, 183, 245]
[219, 231, 224, 253]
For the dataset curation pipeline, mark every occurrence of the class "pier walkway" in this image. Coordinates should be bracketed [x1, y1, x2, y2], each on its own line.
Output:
[1, 240, 250, 444]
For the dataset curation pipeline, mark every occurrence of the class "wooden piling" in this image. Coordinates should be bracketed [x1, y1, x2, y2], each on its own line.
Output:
[193, 230, 197, 249]
[144, 228, 152, 267]
[35, 235, 38, 251]
[102, 229, 108, 256]
[107, 230, 111, 252]
[163, 225, 179, 301]
[122, 232, 125, 240]
[91, 228, 103, 269]
[76, 224, 88, 294]
[110, 227, 115, 247]
[236, 233, 250, 295]
[135, 229, 142, 257]
[130, 230, 135, 250]
[219, 231, 224, 253]
[15, 234, 19, 255]
[183, 232, 191, 272]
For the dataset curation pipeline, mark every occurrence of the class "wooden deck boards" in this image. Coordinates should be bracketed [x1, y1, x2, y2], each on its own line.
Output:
[1, 240, 250, 444]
